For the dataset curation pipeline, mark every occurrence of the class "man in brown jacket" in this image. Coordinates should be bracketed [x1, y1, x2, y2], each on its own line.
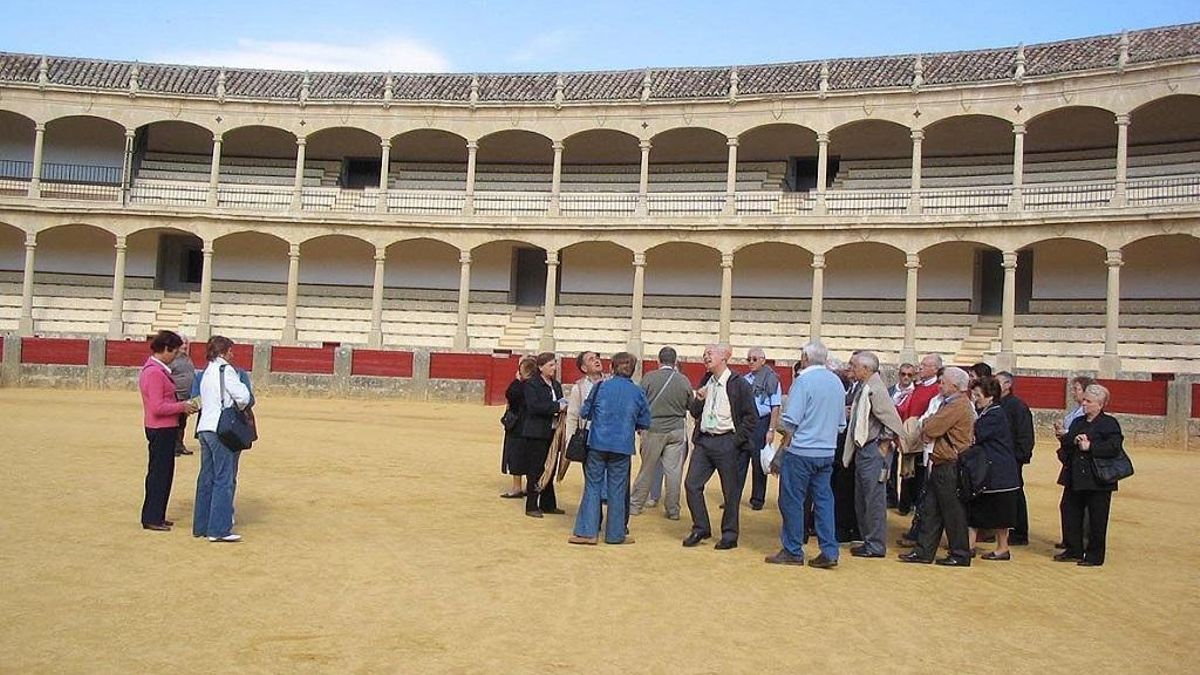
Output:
[898, 366, 975, 567]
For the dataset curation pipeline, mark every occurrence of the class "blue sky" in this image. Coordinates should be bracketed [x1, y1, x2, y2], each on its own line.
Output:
[1, 0, 1197, 73]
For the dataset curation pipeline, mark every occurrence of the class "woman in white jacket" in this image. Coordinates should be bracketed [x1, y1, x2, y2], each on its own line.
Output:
[193, 336, 252, 543]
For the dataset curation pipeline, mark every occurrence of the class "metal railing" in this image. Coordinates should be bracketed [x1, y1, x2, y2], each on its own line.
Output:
[38, 182, 121, 201]
[387, 190, 465, 215]
[1126, 175, 1200, 205]
[217, 185, 293, 210]
[735, 191, 814, 215]
[647, 192, 726, 215]
[301, 186, 379, 213]
[129, 181, 208, 206]
[1023, 181, 1114, 210]
[0, 159, 33, 180]
[473, 191, 552, 215]
[920, 187, 1012, 213]
[824, 190, 911, 215]
[558, 192, 639, 215]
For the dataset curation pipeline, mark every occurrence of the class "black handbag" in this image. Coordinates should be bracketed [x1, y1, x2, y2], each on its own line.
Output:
[216, 365, 257, 451]
[500, 408, 518, 431]
[565, 380, 602, 463]
[956, 445, 990, 501]
[1092, 448, 1134, 484]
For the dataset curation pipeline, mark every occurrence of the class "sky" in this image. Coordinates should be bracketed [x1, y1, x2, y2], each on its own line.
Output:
[0, 0, 1197, 74]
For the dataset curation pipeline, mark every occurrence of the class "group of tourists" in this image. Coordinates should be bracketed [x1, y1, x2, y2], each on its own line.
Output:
[138, 330, 253, 543]
[499, 341, 1129, 567]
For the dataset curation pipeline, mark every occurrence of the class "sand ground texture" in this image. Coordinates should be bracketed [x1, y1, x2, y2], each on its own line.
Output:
[1, 388, 1197, 673]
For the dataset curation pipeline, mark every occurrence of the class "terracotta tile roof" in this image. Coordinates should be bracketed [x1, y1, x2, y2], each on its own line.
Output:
[0, 23, 1195, 103]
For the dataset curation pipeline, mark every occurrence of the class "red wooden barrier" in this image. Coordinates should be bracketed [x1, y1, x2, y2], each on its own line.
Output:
[560, 355, 612, 383]
[191, 343, 254, 373]
[429, 352, 492, 380]
[351, 350, 414, 378]
[271, 346, 333, 375]
[1192, 383, 1200, 419]
[1014, 375, 1066, 410]
[106, 339, 152, 367]
[1097, 379, 1169, 416]
[21, 337, 89, 366]
[487, 354, 522, 405]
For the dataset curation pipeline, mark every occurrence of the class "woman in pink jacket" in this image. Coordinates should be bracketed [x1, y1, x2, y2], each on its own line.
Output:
[138, 330, 197, 531]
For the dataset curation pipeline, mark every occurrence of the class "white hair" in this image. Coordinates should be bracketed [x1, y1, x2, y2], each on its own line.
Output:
[852, 351, 880, 373]
[748, 346, 766, 359]
[942, 366, 969, 391]
[922, 353, 944, 368]
[1085, 383, 1110, 406]
[801, 340, 828, 365]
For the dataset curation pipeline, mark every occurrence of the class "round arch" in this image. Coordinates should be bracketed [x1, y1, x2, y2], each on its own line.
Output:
[476, 129, 553, 165]
[384, 237, 461, 292]
[298, 234, 375, 286]
[1120, 233, 1200, 300]
[139, 119, 214, 160]
[649, 127, 727, 164]
[1025, 106, 1117, 154]
[644, 241, 721, 298]
[737, 123, 818, 162]
[560, 241, 635, 297]
[0, 110, 37, 167]
[42, 116, 125, 182]
[206, 231, 287, 285]
[732, 241, 813, 299]
[561, 129, 640, 165]
[305, 126, 382, 160]
[823, 241, 906, 300]
[221, 125, 297, 158]
[32, 223, 117, 277]
[0, 221, 27, 273]
[1127, 95, 1200, 175]
[922, 114, 1014, 167]
[1020, 237, 1107, 305]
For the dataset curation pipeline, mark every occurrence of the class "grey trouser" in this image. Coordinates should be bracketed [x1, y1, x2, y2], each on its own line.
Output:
[631, 427, 686, 517]
[854, 441, 893, 555]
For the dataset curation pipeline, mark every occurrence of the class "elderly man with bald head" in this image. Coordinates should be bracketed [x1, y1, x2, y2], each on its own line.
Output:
[899, 366, 977, 567]
[682, 343, 758, 551]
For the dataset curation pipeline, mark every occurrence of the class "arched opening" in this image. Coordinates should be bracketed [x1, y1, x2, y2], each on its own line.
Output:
[219, 125, 298, 189]
[557, 241, 635, 355]
[738, 124, 817, 191]
[732, 242, 812, 298]
[1122, 234, 1200, 300]
[1127, 95, 1200, 202]
[645, 242, 720, 298]
[649, 128, 728, 193]
[1023, 237, 1106, 306]
[471, 239, 542, 305]
[917, 240, 1002, 315]
[824, 242, 906, 300]
[29, 224, 116, 335]
[384, 238, 461, 292]
[299, 234, 374, 287]
[1025, 106, 1116, 184]
[205, 231, 290, 341]
[389, 129, 469, 193]
[477, 130, 553, 192]
[306, 127, 382, 190]
[42, 116, 125, 199]
[134, 120, 215, 185]
[0, 222, 23, 272]
[827, 119, 912, 192]
[0, 111, 36, 194]
[561, 130, 640, 193]
[922, 115, 1014, 188]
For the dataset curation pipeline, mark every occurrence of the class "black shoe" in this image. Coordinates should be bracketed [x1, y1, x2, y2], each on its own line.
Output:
[750, 504, 764, 511]
[525, 510, 544, 519]
[542, 508, 566, 515]
[142, 523, 171, 531]
[808, 553, 838, 569]
[897, 508, 911, 517]
[682, 532, 711, 547]
[935, 556, 971, 567]
[161, 519, 174, 527]
[714, 540, 738, 550]
[896, 537, 918, 548]
[764, 549, 805, 566]
[897, 552, 932, 564]
[1054, 552, 1083, 562]
[1054, 541, 1067, 549]
[1008, 536, 1029, 546]
[850, 545, 884, 558]
[1077, 559, 1103, 567]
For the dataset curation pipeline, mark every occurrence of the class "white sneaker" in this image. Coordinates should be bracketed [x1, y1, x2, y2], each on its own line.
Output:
[208, 534, 242, 543]
[646, 499, 658, 508]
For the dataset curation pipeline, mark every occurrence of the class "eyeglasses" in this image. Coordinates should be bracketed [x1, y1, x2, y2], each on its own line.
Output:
[899, 371, 915, 377]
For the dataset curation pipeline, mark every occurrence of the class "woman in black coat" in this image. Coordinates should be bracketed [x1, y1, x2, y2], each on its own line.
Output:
[966, 377, 1022, 561]
[500, 357, 537, 499]
[520, 352, 566, 518]
[1055, 383, 1123, 567]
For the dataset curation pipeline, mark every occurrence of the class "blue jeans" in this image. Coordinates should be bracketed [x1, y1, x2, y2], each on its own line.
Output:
[779, 452, 838, 561]
[194, 431, 241, 538]
[573, 451, 631, 543]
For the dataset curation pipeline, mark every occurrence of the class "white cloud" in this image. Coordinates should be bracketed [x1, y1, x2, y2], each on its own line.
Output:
[155, 37, 450, 72]
[508, 29, 573, 65]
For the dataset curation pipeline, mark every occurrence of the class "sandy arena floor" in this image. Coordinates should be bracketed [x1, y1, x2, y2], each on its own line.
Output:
[0, 388, 1197, 673]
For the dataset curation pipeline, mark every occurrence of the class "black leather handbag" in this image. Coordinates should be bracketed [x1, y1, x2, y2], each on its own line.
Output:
[565, 380, 602, 462]
[216, 365, 257, 451]
[1092, 448, 1134, 484]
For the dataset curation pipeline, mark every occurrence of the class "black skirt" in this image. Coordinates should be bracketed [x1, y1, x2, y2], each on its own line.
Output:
[968, 490, 1020, 530]
[501, 431, 524, 476]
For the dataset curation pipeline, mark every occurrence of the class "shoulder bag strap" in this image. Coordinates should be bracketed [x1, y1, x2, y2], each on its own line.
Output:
[581, 379, 602, 425]
[646, 369, 677, 410]
[218, 365, 231, 410]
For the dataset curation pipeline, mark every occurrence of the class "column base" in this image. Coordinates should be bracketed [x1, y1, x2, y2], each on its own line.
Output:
[281, 324, 298, 345]
[994, 351, 1016, 373]
[453, 333, 469, 350]
[194, 322, 211, 342]
[27, 180, 40, 199]
[463, 195, 475, 216]
[107, 319, 124, 340]
[723, 194, 736, 215]
[538, 335, 556, 352]
[368, 329, 383, 350]
[626, 337, 643, 359]
[1098, 353, 1121, 379]
[18, 315, 33, 336]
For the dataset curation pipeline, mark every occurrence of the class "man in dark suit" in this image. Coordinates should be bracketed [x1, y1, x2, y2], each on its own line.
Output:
[682, 343, 759, 551]
[996, 371, 1035, 545]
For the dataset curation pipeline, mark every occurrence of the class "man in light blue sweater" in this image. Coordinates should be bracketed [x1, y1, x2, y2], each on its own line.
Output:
[767, 340, 847, 569]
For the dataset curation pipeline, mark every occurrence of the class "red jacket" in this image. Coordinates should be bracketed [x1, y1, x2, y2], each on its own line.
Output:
[139, 357, 187, 429]
[899, 380, 939, 421]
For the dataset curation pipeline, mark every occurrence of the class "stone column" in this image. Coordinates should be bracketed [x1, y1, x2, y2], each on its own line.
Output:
[540, 250, 559, 351]
[281, 243, 300, 344]
[121, 128, 136, 204]
[809, 253, 825, 340]
[18, 232, 36, 335]
[195, 241, 214, 341]
[208, 133, 223, 207]
[290, 136, 306, 210]
[107, 235, 128, 338]
[815, 132, 829, 214]
[1112, 114, 1130, 206]
[369, 247, 386, 348]
[1010, 123, 1025, 211]
[376, 138, 391, 214]
[901, 252, 920, 365]
[454, 250, 471, 349]
[28, 123, 45, 198]
[628, 252, 646, 356]
[1099, 249, 1123, 377]
[718, 252, 734, 344]
[724, 136, 739, 214]
[909, 129, 924, 214]
[463, 140, 478, 215]
[637, 139, 651, 215]
[996, 250, 1018, 372]
[549, 141, 564, 216]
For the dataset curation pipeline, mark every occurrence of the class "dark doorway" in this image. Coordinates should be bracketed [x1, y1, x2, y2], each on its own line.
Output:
[512, 247, 548, 306]
[157, 234, 203, 291]
[977, 249, 1033, 316]
[341, 158, 381, 189]
[788, 155, 838, 191]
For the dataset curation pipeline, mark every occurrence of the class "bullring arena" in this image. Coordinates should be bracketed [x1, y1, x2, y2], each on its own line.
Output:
[1, 21, 1199, 673]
